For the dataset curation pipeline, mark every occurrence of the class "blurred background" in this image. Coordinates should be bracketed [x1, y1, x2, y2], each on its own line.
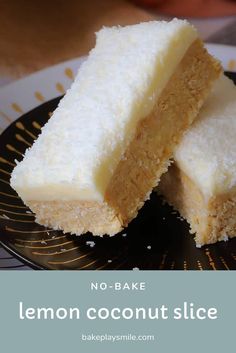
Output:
[0, 0, 235, 86]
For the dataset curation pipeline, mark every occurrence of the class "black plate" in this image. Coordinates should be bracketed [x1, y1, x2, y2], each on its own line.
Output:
[0, 72, 236, 270]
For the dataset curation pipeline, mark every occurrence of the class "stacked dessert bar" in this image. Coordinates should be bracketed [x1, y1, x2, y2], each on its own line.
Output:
[11, 19, 233, 247]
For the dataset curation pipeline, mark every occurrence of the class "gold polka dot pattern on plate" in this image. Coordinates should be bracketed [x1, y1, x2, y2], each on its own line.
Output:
[6, 144, 22, 156]
[34, 91, 45, 102]
[64, 67, 74, 80]
[56, 82, 65, 94]
[32, 121, 41, 130]
[11, 103, 23, 114]
[197, 260, 203, 270]
[220, 256, 229, 270]
[205, 248, 216, 270]
[15, 133, 31, 146]
[16, 122, 37, 139]
[227, 59, 236, 71]
[0, 156, 15, 167]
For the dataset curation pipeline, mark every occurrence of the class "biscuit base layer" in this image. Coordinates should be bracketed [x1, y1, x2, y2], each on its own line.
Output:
[28, 200, 122, 235]
[28, 39, 222, 236]
[159, 164, 236, 246]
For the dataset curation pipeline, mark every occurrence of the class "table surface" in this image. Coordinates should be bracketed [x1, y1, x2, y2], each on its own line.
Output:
[0, 3, 236, 269]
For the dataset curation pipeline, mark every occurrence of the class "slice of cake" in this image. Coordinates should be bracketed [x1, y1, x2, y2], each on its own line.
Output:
[10, 19, 221, 236]
[159, 75, 236, 246]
